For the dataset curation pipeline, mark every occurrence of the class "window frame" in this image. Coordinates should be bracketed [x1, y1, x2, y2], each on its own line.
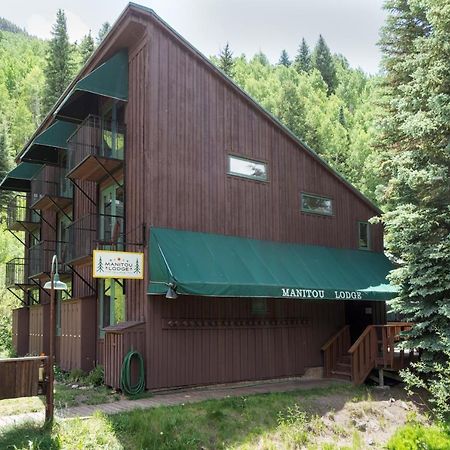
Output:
[300, 192, 333, 216]
[358, 221, 371, 251]
[227, 154, 269, 183]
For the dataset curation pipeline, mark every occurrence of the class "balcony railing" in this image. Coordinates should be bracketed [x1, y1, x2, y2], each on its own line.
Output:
[6, 195, 40, 231]
[67, 115, 125, 181]
[30, 165, 72, 210]
[29, 240, 68, 278]
[6, 258, 32, 288]
[65, 213, 124, 264]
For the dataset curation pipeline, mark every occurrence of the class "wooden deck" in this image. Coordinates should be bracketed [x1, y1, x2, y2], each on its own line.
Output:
[322, 323, 417, 385]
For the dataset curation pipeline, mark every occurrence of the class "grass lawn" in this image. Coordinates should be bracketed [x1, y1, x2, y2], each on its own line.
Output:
[1, 383, 447, 449]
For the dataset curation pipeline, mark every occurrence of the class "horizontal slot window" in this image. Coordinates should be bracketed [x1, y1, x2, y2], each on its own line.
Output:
[301, 193, 333, 216]
[228, 155, 268, 181]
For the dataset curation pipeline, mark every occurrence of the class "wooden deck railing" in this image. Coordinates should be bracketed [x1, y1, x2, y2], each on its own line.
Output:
[348, 326, 378, 385]
[348, 322, 414, 385]
[321, 325, 350, 378]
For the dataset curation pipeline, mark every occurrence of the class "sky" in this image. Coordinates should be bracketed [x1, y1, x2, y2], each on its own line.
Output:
[2, 0, 387, 74]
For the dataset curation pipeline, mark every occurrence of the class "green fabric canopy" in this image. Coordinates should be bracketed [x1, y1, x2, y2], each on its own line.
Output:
[55, 50, 128, 121]
[148, 227, 397, 301]
[21, 121, 78, 165]
[0, 162, 43, 192]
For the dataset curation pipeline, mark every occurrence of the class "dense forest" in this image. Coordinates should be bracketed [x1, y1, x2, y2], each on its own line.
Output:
[0, 2, 449, 418]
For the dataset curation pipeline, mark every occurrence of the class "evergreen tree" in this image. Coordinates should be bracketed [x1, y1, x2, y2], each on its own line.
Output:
[218, 42, 235, 77]
[377, 0, 450, 417]
[79, 31, 94, 64]
[294, 38, 311, 73]
[278, 49, 291, 67]
[96, 22, 111, 45]
[311, 35, 337, 94]
[43, 9, 74, 113]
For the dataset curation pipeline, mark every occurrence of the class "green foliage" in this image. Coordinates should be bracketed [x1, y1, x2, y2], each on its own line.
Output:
[0, 17, 28, 35]
[278, 49, 291, 67]
[86, 365, 105, 387]
[78, 31, 94, 64]
[294, 37, 311, 73]
[376, 0, 450, 419]
[218, 42, 235, 77]
[43, 9, 75, 114]
[312, 34, 337, 94]
[96, 22, 111, 45]
[0, 313, 13, 357]
[387, 421, 450, 449]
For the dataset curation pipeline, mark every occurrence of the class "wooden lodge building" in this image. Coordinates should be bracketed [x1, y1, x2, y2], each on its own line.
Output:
[1, 3, 404, 388]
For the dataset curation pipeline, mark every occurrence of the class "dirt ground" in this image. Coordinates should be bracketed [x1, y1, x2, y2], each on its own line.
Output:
[303, 384, 427, 448]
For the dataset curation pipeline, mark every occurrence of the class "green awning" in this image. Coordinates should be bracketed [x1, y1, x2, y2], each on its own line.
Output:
[55, 50, 128, 121]
[0, 163, 43, 192]
[21, 121, 78, 165]
[148, 227, 397, 301]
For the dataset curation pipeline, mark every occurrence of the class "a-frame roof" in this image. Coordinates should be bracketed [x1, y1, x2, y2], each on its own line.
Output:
[17, 2, 382, 215]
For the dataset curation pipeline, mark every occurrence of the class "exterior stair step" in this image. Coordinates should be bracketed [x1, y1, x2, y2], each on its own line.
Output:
[330, 369, 351, 380]
[335, 362, 351, 373]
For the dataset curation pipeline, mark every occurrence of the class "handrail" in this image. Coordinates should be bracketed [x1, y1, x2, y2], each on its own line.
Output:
[348, 323, 414, 385]
[321, 325, 351, 378]
[321, 325, 350, 351]
[348, 325, 374, 354]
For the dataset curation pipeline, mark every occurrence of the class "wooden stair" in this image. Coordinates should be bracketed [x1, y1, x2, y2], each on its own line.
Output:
[322, 323, 416, 385]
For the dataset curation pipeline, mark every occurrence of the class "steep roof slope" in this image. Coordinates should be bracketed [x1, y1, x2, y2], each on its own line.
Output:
[17, 2, 381, 215]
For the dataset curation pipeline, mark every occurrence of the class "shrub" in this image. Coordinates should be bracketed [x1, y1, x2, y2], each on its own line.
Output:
[387, 423, 450, 450]
[68, 368, 86, 383]
[86, 365, 104, 386]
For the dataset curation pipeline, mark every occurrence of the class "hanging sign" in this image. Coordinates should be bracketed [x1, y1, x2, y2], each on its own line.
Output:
[93, 250, 144, 279]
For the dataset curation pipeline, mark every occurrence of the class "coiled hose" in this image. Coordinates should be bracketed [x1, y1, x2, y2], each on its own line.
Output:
[120, 350, 145, 395]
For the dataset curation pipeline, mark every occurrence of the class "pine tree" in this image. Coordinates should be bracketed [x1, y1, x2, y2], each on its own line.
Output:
[43, 9, 74, 113]
[97, 256, 104, 273]
[96, 22, 111, 45]
[218, 42, 235, 77]
[278, 49, 291, 67]
[134, 259, 140, 274]
[311, 35, 337, 94]
[79, 31, 94, 64]
[294, 38, 311, 73]
[377, 0, 450, 416]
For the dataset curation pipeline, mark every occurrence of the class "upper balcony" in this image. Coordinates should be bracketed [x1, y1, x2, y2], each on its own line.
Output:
[29, 240, 70, 279]
[65, 213, 124, 266]
[30, 165, 73, 212]
[67, 115, 125, 183]
[5, 194, 40, 233]
[6, 258, 34, 289]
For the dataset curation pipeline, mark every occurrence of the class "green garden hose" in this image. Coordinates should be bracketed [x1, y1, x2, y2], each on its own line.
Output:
[120, 350, 145, 395]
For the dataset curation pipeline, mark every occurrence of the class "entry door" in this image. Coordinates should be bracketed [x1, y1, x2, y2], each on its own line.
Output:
[345, 301, 374, 342]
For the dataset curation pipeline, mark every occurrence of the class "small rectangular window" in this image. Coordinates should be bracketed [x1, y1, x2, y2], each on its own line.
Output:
[228, 155, 268, 181]
[358, 222, 370, 250]
[301, 193, 333, 216]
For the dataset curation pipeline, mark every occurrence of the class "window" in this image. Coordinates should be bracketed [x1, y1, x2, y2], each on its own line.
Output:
[358, 222, 371, 250]
[301, 193, 333, 216]
[228, 155, 268, 181]
[99, 278, 125, 337]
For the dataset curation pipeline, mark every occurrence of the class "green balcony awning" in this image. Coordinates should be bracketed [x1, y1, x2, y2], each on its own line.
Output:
[21, 120, 78, 165]
[148, 227, 397, 301]
[55, 50, 128, 121]
[0, 162, 43, 192]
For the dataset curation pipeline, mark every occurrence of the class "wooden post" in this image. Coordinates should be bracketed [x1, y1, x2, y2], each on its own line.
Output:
[378, 368, 384, 387]
[45, 271, 55, 423]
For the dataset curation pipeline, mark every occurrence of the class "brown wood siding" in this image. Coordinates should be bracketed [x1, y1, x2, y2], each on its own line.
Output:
[58, 296, 97, 372]
[121, 23, 386, 389]
[146, 297, 345, 389]
[12, 307, 29, 356]
[104, 323, 146, 388]
[29, 304, 47, 355]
